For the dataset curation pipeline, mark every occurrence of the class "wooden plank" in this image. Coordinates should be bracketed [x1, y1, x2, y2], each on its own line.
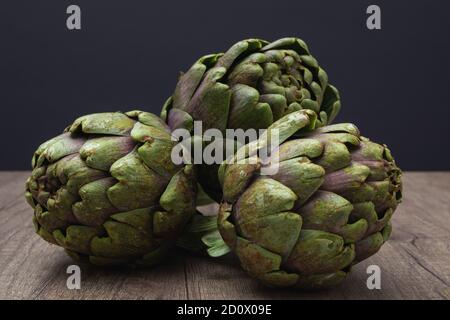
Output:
[33, 253, 188, 300]
[0, 171, 449, 299]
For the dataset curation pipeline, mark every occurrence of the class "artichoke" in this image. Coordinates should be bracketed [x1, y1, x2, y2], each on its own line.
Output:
[162, 37, 340, 132]
[25, 111, 197, 266]
[216, 110, 402, 289]
[161, 37, 341, 199]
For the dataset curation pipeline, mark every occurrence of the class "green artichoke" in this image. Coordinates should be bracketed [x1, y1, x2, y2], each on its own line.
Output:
[162, 37, 340, 132]
[161, 37, 341, 199]
[216, 110, 402, 289]
[25, 111, 197, 266]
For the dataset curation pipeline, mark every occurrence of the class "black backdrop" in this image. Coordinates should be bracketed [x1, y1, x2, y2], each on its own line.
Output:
[1, 0, 449, 170]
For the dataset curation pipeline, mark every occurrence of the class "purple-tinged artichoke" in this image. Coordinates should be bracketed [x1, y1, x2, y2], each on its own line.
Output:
[25, 111, 197, 266]
[216, 110, 402, 289]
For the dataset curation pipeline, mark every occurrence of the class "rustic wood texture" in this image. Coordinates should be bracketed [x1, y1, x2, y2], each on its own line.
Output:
[0, 171, 449, 300]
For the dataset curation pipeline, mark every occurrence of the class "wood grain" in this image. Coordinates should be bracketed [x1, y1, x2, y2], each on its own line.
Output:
[0, 171, 448, 300]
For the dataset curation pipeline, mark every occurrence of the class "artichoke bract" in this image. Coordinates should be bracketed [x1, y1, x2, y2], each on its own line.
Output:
[25, 111, 197, 266]
[161, 37, 341, 199]
[217, 110, 402, 289]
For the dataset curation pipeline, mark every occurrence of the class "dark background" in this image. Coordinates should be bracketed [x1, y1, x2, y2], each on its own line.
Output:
[1, 0, 449, 170]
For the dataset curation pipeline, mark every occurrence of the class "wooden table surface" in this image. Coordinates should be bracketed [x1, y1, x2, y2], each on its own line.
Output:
[0, 171, 449, 300]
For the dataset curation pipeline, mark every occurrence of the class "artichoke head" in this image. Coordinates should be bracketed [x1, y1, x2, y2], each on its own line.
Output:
[217, 110, 402, 289]
[25, 111, 197, 266]
[161, 37, 341, 200]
